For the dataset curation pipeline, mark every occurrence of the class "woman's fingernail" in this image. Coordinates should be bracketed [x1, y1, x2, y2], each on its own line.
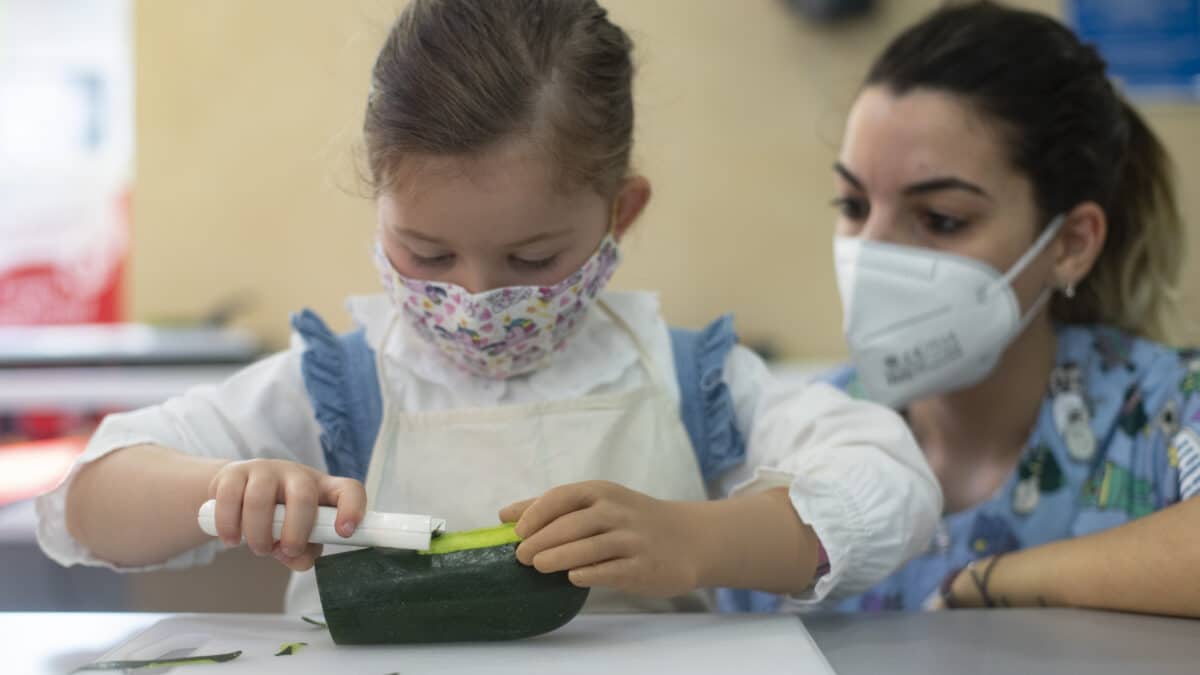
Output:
[340, 521, 356, 537]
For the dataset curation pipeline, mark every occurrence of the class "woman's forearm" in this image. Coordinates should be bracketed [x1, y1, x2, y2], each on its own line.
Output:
[951, 497, 1200, 617]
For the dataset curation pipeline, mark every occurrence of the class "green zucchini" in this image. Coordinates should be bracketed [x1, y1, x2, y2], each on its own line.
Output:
[315, 523, 589, 644]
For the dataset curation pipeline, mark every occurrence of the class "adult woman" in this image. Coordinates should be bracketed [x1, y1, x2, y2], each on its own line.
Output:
[827, 1, 1199, 615]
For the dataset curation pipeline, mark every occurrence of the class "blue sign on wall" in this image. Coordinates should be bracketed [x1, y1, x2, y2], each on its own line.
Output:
[1066, 0, 1200, 99]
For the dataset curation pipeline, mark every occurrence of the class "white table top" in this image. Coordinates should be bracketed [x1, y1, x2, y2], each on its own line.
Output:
[5, 609, 1197, 675]
[4, 612, 833, 675]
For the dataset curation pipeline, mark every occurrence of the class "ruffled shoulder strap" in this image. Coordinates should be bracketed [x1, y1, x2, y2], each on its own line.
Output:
[290, 309, 382, 481]
[669, 314, 746, 483]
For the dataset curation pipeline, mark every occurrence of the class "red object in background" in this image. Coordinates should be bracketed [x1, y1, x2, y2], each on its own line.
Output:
[0, 410, 107, 445]
[17, 410, 69, 440]
[0, 261, 123, 325]
[12, 409, 106, 442]
[0, 187, 128, 325]
[0, 437, 87, 506]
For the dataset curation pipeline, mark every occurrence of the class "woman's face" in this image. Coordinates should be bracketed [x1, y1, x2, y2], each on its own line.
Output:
[835, 86, 1057, 313]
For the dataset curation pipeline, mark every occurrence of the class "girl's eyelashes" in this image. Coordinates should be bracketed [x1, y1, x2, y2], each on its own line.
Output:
[510, 255, 559, 271]
[409, 252, 455, 268]
[406, 251, 560, 273]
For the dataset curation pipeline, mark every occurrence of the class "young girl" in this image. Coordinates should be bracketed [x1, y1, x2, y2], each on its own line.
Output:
[37, 0, 939, 615]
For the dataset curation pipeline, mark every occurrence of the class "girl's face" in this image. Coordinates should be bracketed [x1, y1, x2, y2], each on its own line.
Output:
[834, 86, 1056, 314]
[377, 136, 646, 293]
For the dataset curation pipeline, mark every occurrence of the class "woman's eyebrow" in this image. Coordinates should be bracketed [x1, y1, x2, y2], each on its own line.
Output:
[903, 176, 993, 200]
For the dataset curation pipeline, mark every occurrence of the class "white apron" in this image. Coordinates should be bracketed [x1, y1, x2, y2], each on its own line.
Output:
[285, 300, 710, 614]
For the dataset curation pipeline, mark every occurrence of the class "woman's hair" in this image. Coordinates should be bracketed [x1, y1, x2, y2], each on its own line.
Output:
[364, 0, 635, 197]
[866, 1, 1184, 343]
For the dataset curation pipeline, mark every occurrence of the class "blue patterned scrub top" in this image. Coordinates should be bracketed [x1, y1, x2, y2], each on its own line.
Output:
[827, 324, 1200, 612]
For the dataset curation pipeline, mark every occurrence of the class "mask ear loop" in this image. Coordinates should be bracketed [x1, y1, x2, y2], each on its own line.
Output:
[608, 195, 622, 239]
[983, 214, 1067, 332]
[373, 240, 399, 284]
[591, 196, 622, 255]
[992, 214, 1067, 292]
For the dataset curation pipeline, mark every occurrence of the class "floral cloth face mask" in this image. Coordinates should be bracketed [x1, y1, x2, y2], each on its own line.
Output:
[374, 234, 621, 379]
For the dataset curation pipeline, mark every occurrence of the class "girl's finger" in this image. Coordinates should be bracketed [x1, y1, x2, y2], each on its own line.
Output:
[279, 477, 319, 557]
[498, 498, 536, 524]
[516, 506, 610, 566]
[567, 556, 640, 590]
[212, 472, 248, 546]
[530, 531, 633, 574]
[513, 483, 599, 539]
[241, 474, 280, 556]
[320, 476, 366, 538]
[275, 542, 323, 572]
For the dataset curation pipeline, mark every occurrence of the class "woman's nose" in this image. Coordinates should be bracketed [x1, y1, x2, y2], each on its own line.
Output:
[858, 213, 917, 246]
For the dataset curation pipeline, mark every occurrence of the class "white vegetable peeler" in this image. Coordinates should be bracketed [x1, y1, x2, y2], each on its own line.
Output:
[197, 499, 447, 550]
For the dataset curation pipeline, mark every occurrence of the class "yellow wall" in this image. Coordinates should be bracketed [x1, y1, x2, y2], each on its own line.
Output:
[133, 0, 1200, 358]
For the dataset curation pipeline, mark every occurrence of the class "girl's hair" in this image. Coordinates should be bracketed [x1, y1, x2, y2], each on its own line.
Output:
[866, 1, 1184, 343]
[364, 0, 634, 197]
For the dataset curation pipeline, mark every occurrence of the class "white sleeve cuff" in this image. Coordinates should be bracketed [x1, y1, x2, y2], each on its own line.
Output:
[731, 452, 937, 605]
[726, 466, 856, 604]
[729, 382, 941, 604]
[34, 426, 227, 573]
[34, 349, 321, 573]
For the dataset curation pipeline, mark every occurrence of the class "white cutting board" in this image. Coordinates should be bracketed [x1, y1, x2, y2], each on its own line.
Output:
[93, 613, 836, 674]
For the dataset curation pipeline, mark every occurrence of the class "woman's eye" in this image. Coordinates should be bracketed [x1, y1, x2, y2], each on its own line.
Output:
[511, 255, 558, 271]
[924, 211, 968, 234]
[831, 196, 869, 222]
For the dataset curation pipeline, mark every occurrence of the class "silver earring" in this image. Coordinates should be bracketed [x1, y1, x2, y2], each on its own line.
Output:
[1063, 283, 1076, 299]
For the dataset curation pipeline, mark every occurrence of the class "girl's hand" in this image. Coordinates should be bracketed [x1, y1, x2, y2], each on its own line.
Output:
[499, 480, 704, 597]
[207, 459, 366, 572]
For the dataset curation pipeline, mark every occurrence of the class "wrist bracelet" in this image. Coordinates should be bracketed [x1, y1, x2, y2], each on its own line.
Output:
[967, 554, 1005, 608]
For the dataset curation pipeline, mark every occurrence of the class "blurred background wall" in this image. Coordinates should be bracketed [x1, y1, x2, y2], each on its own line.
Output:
[131, 0, 1200, 361]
